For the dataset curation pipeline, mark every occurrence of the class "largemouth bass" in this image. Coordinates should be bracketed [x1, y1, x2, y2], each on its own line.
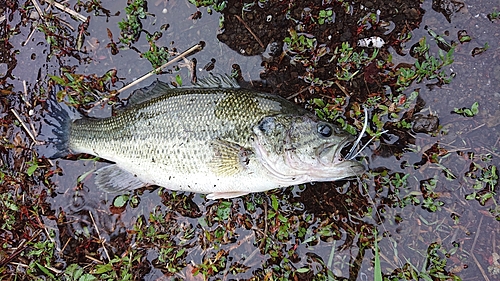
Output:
[42, 75, 364, 199]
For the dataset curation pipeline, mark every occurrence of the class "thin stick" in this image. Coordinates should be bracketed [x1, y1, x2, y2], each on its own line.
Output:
[22, 28, 37, 46]
[482, 148, 500, 158]
[234, 15, 265, 48]
[258, 200, 268, 250]
[470, 216, 490, 281]
[89, 211, 111, 261]
[86, 254, 104, 264]
[116, 42, 204, 94]
[60, 236, 71, 254]
[287, 86, 309, 100]
[0, 230, 42, 267]
[30, 0, 47, 25]
[48, 0, 88, 22]
[467, 123, 485, 133]
[11, 109, 39, 145]
[335, 80, 350, 96]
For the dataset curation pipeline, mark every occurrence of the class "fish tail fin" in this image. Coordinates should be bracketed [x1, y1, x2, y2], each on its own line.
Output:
[37, 93, 81, 159]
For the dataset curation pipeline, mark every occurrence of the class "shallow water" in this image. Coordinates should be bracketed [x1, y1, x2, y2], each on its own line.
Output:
[1, 0, 499, 280]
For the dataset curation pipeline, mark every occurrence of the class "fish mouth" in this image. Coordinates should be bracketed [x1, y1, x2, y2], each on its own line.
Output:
[318, 135, 356, 165]
[319, 136, 365, 174]
[340, 138, 357, 160]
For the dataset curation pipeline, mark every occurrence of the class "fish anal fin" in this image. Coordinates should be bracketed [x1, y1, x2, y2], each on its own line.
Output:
[208, 139, 251, 177]
[207, 191, 249, 200]
[95, 164, 146, 193]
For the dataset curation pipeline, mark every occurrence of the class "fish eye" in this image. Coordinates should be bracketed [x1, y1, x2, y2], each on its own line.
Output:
[317, 123, 332, 137]
[258, 117, 276, 133]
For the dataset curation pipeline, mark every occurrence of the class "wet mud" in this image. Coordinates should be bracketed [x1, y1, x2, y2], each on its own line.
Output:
[0, 0, 499, 280]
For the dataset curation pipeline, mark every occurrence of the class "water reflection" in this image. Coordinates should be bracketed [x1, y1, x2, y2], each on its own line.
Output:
[1, 0, 499, 280]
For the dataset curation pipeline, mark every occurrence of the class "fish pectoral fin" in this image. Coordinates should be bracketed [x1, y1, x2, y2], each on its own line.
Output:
[208, 139, 251, 177]
[95, 164, 146, 193]
[206, 191, 250, 200]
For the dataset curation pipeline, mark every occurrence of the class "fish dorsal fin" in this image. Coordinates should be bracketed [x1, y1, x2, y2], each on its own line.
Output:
[192, 74, 240, 88]
[208, 139, 251, 177]
[95, 164, 147, 193]
[126, 80, 173, 107]
[124, 74, 238, 107]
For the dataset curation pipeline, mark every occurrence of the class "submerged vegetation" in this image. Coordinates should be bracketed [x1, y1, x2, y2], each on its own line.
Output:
[0, 0, 498, 280]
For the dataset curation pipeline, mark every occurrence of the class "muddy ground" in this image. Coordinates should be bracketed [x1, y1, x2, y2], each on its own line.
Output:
[0, 0, 499, 280]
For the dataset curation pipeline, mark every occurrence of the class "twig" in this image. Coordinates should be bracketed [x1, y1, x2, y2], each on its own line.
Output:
[8, 262, 29, 268]
[470, 216, 490, 281]
[32, 212, 61, 253]
[11, 109, 40, 145]
[56, 16, 76, 32]
[86, 254, 104, 264]
[60, 237, 71, 254]
[287, 87, 309, 100]
[116, 42, 204, 94]
[241, 248, 260, 267]
[89, 211, 111, 261]
[23, 80, 28, 101]
[0, 230, 42, 267]
[234, 15, 265, 48]
[468, 123, 486, 133]
[22, 28, 37, 46]
[0, 15, 5, 24]
[481, 148, 500, 159]
[30, 0, 47, 25]
[378, 248, 399, 269]
[46, 265, 62, 274]
[259, 200, 268, 250]
[48, 0, 88, 22]
[335, 80, 350, 96]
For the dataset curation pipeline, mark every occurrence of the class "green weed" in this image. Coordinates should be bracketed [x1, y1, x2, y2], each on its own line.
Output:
[397, 36, 455, 91]
[332, 42, 379, 81]
[49, 68, 118, 106]
[420, 178, 444, 212]
[457, 30, 471, 43]
[317, 9, 334, 25]
[142, 32, 170, 70]
[453, 101, 479, 117]
[188, 0, 227, 13]
[488, 10, 500, 21]
[284, 28, 317, 54]
[465, 158, 498, 204]
[118, 0, 148, 45]
[472, 42, 489, 57]
[0, 193, 19, 230]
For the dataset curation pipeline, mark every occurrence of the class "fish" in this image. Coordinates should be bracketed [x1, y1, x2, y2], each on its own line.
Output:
[40, 75, 364, 199]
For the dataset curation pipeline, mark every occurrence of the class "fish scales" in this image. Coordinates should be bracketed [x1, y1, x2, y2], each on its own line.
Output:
[41, 77, 364, 199]
[69, 89, 303, 171]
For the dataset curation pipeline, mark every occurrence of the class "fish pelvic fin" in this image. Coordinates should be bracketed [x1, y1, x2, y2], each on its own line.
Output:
[207, 191, 250, 200]
[208, 139, 252, 177]
[95, 164, 147, 193]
